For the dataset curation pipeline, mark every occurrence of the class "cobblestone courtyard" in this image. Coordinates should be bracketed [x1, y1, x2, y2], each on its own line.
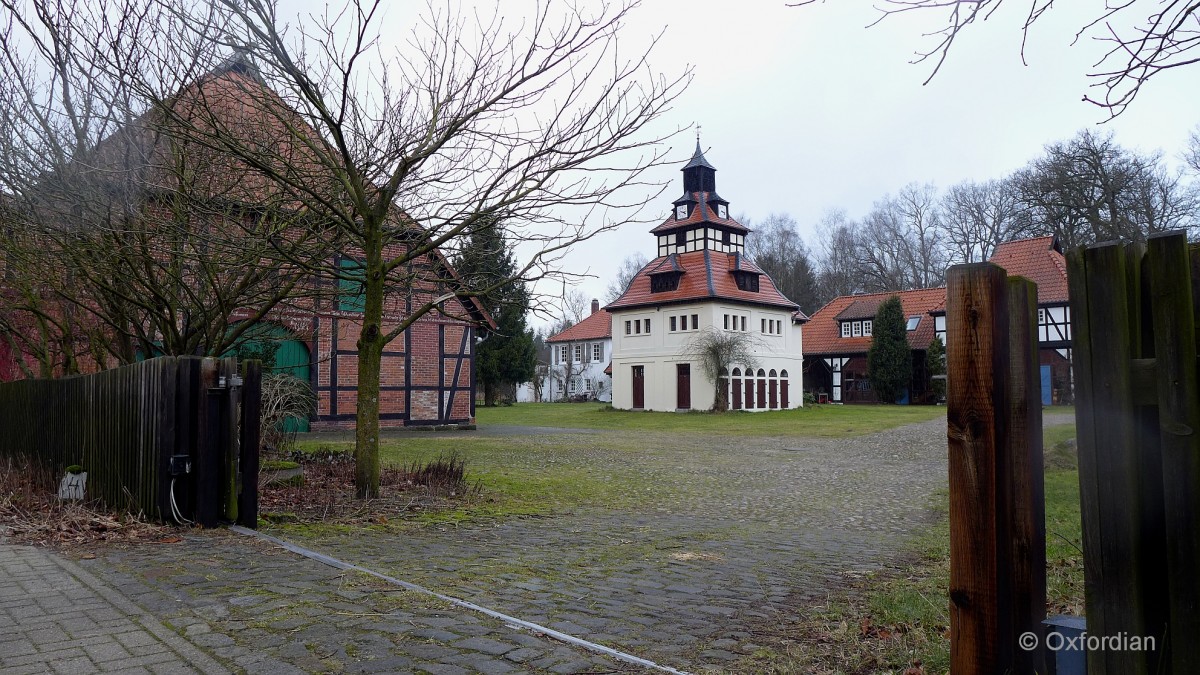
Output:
[4, 414, 950, 673]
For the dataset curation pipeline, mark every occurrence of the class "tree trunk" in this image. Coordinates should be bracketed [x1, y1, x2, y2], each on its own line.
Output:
[354, 228, 385, 499]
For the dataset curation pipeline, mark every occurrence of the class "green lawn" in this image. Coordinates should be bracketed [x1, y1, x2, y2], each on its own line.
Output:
[475, 401, 947, 437]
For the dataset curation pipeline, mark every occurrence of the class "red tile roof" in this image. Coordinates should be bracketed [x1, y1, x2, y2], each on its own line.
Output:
[547, 308, 612, 343]
[604, 250, 802, 314]
[649, 192, 749, 235]
[804, 287, 947, 356]
[987, 236, 1069, 304]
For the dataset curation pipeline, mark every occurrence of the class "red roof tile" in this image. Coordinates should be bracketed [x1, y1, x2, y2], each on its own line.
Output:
[988, 236, 1069, 304]
[548, 308, 612, 343]
[649, 192, 749, 235]
[605, 250, 800, 313]
[804, 287, 947, 356]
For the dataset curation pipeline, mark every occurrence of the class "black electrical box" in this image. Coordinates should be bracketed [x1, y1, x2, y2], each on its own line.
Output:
[169, 455, 192, 476]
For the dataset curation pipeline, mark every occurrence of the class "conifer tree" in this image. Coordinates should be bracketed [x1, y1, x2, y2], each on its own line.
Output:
[867, 296, 911, 404]
[454, 221, 536, 405]
[926, 335, 946, 401]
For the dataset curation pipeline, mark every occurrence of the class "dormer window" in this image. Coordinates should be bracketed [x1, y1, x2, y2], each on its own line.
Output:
[717, 204, 727, 219]
[676, 204, 687, 220]
[650, 271, 683, 293]
[732, 270, 760, 292]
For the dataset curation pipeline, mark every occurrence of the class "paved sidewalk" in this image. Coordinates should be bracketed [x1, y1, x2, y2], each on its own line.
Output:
[0, 542, 228, 674]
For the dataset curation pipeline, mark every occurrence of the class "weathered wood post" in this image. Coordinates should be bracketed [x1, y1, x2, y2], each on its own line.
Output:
[1067, 241, 1167, 675]
[237, 359, 262, 529]
[946, 263, 1046, 674]
[1146, 232, 1200, 674]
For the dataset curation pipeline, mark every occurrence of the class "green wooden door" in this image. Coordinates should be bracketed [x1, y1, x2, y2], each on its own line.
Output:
[229, 323, 312, 433]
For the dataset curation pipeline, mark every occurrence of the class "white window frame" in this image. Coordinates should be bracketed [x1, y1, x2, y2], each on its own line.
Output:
[863, 320, 872, 336]
[559, 344, 569, 363]
[644, 318, 651, 334]
[852, 321, 862, 337]
[841, 322, 851, 338]
[592, 343, 602, 362]
[624, 321, 631, 335]
[574, 344, 583, 362]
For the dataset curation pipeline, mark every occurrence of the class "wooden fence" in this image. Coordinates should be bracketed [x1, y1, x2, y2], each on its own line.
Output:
[946, 230, 1200, 674]
[1067, 232, 1199, 675]
[0, 356, 261, 528]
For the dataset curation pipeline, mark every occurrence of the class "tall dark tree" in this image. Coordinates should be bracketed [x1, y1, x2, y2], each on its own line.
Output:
[743, 213, 821, 314]
[867, 296, 911, 405]
[454, 222, 536, 406]
[926, 335, 946, 402]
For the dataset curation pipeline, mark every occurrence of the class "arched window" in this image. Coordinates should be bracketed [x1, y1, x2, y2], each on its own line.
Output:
[780, 369, 790, 408]
[731, 368, 743, 410]
[756, 369, 767, 409]
[769, 369, 779, 409]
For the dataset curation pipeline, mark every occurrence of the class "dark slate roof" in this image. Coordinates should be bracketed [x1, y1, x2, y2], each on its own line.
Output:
[683, 141, 715, 170]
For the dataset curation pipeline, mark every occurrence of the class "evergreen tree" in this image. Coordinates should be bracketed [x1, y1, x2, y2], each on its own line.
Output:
[867, 296, 911, 404]
[926, 335, 946, 401]
[453, 220, 537, 405]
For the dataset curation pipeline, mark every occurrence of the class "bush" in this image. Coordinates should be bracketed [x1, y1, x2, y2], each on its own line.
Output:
[405, 453, 468, 494]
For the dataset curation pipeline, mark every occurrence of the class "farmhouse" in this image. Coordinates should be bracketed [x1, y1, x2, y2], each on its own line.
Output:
[930, 235, 1072, 404]
[803, 287, 947, 404]
[543, 299, 613, 402]
[0, 57, 492, 429]
[606, 144, 807, 411]
[808, 235, 1073, 405]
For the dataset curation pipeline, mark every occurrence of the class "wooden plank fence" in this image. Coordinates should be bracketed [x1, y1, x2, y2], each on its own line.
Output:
[947, 230, 1200, 674]
[1068, 232, 1200, 674]
[0, 356, 261, 528]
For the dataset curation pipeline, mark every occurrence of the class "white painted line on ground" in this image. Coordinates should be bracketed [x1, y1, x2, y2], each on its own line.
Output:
[230, 525, 691, 675]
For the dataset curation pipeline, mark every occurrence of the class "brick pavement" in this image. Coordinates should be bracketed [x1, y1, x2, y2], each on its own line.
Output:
[0, 543, 228, 674]
[2, 414, 963, 673]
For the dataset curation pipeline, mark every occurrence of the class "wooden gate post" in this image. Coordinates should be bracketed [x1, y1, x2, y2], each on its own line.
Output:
[946, 264, 1046, 674]
[237, 360, 262, 529]
[1068, 241, 1167, 675]
[1147, 232, 1200, 673]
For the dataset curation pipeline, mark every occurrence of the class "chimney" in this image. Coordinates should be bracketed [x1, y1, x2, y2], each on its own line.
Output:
[591, 299, 600, 315]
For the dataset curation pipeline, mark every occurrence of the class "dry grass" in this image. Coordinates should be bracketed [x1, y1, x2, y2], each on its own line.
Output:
[259, 448, 483, 525]
[0, 456, 169, 549]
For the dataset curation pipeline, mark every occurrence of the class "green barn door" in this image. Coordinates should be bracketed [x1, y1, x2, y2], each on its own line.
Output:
[230, 324, 312, 433]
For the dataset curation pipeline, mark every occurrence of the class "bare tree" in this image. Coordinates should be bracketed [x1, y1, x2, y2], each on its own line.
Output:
[855, 183, 947, 292]
[940, 178, 1030, 264]
[1013, 129, 1197, 248]
[150, 0, 689, 497]
[792, 1, 1200, 117]
[813, 209, 863, 304]
[1188, 126, 1200, 174]
[743, 213, 820, 314]
[604, 252, 649, 304]
[682, 327, 761, 412]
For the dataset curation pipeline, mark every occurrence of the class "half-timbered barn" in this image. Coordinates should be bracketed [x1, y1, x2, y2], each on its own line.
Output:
[0, 58, 493, 429]
[929, 236, 1072, 404]
[606, 144, 807, 412]
[802, 287, 947, 404]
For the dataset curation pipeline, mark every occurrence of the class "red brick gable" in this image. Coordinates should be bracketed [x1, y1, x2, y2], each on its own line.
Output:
[548, 309, 612, 343]
[987, 236, 1069, 304]
[804, 287, 947, 356]
[605, 250, 801, 312]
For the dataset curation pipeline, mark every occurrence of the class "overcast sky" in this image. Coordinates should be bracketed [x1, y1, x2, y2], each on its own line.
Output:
[509, 1, 1200, 323]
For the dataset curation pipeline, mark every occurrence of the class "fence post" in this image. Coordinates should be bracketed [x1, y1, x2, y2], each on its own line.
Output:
[1067, 241, 1166, 675]
[237, 360, 261, 529]
[1004, 277, 1047, 675]
[1146, 232, 1200, 673]
[194, 357, 221, 528]
[946, 263, 1011, 674]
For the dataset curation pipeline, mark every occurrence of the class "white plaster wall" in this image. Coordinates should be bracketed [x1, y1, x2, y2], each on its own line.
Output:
[610, 302, 804, 411]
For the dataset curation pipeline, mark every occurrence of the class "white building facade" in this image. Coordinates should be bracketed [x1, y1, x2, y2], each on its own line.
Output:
[606, 143, 806, 412]
[541, 301, 613, 402]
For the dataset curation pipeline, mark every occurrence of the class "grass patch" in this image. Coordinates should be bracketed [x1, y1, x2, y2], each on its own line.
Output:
[739, 423, 1084, 673]
[476, 402, 945, 437]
